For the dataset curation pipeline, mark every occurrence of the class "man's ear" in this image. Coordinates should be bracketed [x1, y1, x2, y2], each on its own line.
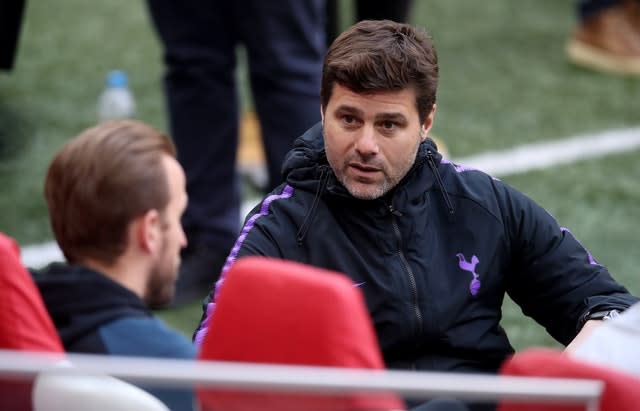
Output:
[320, 105, 325, 125]
[134, 209, 161, 255]
[420, 104, 437, 141]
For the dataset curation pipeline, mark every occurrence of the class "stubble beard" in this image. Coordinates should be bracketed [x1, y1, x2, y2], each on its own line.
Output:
[326, 133, 421, 201]
[144, 235, 177, 307]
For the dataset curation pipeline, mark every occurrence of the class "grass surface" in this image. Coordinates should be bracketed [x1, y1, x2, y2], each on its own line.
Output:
[1, 0, 638, 351]
[501, 150, 640, 349]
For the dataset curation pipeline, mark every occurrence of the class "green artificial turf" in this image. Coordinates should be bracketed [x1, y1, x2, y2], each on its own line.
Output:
[1, 0, 638, 350]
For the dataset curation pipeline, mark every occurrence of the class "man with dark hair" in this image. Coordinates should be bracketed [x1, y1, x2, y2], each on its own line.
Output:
[35, 119, 195, 411]
[195, 20, 638, 410]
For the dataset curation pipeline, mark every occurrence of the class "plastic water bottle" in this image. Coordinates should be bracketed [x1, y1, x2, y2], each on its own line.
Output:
[97, 70, 136, 122]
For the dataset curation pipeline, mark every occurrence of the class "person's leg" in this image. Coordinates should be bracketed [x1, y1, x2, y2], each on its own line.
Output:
[239, 0, 326, 192]
[576, 0, 619, 20]
[147, 0, 240, 305]
[568, 0, 640, 75]
[325, 0, 339, 47]
[0, 0, 26, 70]
[355, 0, 414, 22]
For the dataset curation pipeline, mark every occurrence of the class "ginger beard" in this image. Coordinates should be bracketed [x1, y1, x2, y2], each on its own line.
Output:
[145, 225, 179, 307]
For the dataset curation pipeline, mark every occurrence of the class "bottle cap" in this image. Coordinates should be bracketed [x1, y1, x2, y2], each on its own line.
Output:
[105, 70, 128, 88]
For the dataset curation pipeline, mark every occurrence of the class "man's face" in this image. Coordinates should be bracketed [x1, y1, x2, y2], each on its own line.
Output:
[145, 155, 188, 307]
[322, 84, 435, 200]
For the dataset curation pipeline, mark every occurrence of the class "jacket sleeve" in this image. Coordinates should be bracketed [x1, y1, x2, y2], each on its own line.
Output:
[498, 182, 639, 345]
[193, 190, 290, 345]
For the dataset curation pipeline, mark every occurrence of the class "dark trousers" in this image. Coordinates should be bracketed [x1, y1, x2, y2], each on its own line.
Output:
[325, 0, 414, 46]
[576, 0, 620, 20]
[0, 0, 26, 70]
[147, 0, 325, 248]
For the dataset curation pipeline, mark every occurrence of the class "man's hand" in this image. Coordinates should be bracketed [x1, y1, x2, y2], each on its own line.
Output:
[564, 320, 602, 353]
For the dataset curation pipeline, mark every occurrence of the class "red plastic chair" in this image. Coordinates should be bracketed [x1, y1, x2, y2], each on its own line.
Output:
[498, 348, 640, 411]
[0, 232, 65, 411]
[0, 233, 63, 352]
[197, 256, 404, 411]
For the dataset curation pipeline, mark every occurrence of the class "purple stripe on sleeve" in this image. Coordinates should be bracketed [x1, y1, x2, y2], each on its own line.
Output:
[440, 158, 477, 173]
[194, 185, 295, 346]
[440, 158, 500, 180]
[560, 226, 599, 265]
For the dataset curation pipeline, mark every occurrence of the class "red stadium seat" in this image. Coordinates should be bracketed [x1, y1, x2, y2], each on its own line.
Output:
[0, 233, 63, 352]
[498, 348, 640, 411]
[197, 256, 404, 411]
[0, 232, 64, 411]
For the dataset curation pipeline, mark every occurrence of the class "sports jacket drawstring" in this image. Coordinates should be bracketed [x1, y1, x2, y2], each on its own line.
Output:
[426, 149, 455, 219]
[296, 165, 330, 245]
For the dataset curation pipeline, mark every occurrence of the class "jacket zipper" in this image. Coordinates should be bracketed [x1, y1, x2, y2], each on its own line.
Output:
[388, 203, 424, 335]
[426, 149, 455, 217]
[296, 166, 330, 245]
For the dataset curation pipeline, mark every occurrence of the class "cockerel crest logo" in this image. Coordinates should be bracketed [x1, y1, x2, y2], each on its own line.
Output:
[456, 253, 481, 296]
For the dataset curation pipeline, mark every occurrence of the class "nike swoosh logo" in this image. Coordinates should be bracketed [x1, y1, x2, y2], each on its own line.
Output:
[353, 282, 366, 288]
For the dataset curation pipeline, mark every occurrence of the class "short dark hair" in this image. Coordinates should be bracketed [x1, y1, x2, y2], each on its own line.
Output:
[321, 19, 439, 122]
[44, 120, 176, 265]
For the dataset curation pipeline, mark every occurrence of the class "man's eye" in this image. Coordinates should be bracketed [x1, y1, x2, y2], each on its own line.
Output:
[381, 121, 396, 130]
[343, 115, 356, 125]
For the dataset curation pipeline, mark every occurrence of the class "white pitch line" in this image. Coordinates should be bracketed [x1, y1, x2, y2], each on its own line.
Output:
[456, 127, 640, 177]
[19, 126, 640, 269]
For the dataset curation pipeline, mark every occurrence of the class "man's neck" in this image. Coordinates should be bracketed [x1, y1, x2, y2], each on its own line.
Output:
[79, 257, 147, 301]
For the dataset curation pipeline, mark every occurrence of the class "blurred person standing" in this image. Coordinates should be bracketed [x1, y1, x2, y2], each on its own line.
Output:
[146, 0, 326, 306]
[34, 120, 196, 411]
[567, 0, 640, 75]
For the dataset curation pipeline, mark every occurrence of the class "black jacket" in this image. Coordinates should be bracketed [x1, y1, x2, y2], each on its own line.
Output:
[32, 263, 150, 353]
[33, 263, 196, 411]
[197, 122, 638, 373]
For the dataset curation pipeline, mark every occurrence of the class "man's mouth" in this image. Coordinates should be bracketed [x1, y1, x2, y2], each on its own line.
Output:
[349, 162, 381, 173]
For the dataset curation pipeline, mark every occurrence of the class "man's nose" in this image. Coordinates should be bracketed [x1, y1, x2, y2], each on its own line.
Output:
[354, 125, 379, 156]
